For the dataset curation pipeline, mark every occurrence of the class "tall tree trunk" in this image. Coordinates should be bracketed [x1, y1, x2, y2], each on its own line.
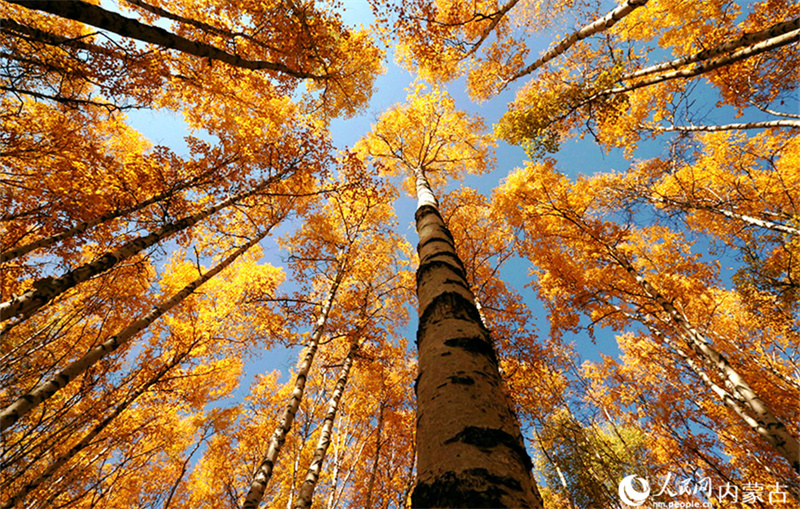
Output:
[242, 270, 344, 509]
[285, 442, 304, 509]
[327, 425, 368, 509]
[294, 340, 359, 509]
[0, 175, 279, 325]
[600, 240, 800, 473]
[593, 27, 800, 101]
[323, 437, 341, 509]
[0, 157, 233, 263]
[463, 0, 522, 58]
[613, 299, 800, 487]
[1, 348, 190, 508]
[402, 441, 417, 509]
[0, 223, 276, 432]
[410, 167, 543, 508]
[651, 119, 800, 132]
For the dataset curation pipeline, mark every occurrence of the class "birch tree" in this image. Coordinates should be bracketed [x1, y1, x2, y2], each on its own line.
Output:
[358, 84, 543, 508]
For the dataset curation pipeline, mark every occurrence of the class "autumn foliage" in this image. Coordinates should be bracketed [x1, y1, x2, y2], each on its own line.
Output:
[1, 1, 798, 508]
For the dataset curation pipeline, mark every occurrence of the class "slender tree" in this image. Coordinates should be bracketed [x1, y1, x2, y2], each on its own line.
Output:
[294, 339, 360, 509]
[242, 164, 407, 508]
[0, 170, 293, 326]
[0, 213, 285, 431]
[242, 270, 344, 509]
[495, 159, 800, 477]
[1, 0, 383, 117]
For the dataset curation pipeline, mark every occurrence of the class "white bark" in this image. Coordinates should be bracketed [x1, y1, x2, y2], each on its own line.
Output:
[603, 243, 800, 472]
[7, 0, 321, 78]
[623, 16, 800, 80]
[0, 159, 228, 263]
[652, 119, 800, 133]
[0, 175, 279, 325]
[595, 28, 800, 100]
[412, 174, 542, 507]
[0, 227, 273, 432]
[413, 167, 438, 210]
[242, 271, 344, 509]
[294, 341, 358, 509]
[1, 350, 189, 508]
[508, 0, 649, 84]
[650, 195, 800, 236]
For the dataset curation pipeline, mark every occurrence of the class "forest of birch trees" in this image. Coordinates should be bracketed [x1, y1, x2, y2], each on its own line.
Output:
[0, 0, 798, 507]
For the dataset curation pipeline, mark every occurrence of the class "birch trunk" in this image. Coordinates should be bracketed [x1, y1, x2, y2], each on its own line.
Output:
[6, 0, 319, 78]
[603, 243, 800, 473]
[294, 340, 359, 509]
[285, 444, 303, 509]
[410, 167, 542, 508]
[0, 225, 274, 432]
[623, 15, 800, 80]
[625, 307, 797, 466]
[595, 27, 800, 100]
[508, 0, 649, 83]
[242, 271, 343, 509]
[1, 349, 189, 508]
[0, 159, 230, 263]
[651, 196, 800, 237]
[0, 176, 277, 325]
[464, 0, 522, 58]
[626, 312, 800, 497]
[323, 438, 341, 509]
[652, 119, 800, 132]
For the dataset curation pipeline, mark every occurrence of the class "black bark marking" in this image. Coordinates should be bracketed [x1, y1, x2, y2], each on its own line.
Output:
[415, 205, 454, 241]
[411, 468, 524, 508]
[417, 256, 467, 283]
[447, 375, 475, 385]
[443, 336, 498, 367]
[445, 426, 533, 471]
[417, 291, 486, 342]
[417, 233, 456, 254]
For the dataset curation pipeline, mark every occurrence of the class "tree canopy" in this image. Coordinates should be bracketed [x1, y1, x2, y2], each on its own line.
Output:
[1, 1, 797, 508]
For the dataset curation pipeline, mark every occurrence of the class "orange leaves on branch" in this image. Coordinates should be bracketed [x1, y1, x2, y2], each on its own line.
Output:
[388, 0, 578, 98]
[356, 83, 495, 193]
